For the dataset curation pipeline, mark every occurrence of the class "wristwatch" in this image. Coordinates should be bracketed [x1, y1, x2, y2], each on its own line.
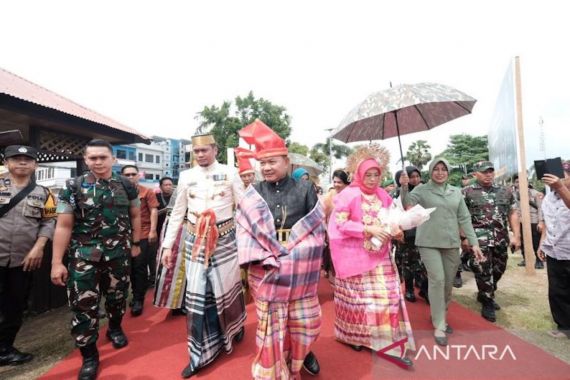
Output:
[131, 241, 141, 247]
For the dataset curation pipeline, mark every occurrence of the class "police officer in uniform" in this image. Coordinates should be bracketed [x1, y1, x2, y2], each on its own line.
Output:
[462, 161, 520, 322]
[0, 145, 56, 366]
[51, 139, 141, 380]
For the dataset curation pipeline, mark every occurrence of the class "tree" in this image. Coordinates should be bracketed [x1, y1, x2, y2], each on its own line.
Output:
[288, 142, 310, 156]
[402, 140, 432, 170]
[309, 140, 353, 175]
[436, 134, 489, 186]
[196, 91, 291, 162]
[309, 146, 330, 174]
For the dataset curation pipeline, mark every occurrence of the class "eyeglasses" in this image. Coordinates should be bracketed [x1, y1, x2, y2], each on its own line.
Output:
[123, 173, 138, 177]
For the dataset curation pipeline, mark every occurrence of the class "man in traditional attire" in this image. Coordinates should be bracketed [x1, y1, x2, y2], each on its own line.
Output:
[154, 179, 187, 316]
[161, 134, 246, 378]
[236, 120, 324, 379]
[153, 184, 186, 316]
[235, 150, 256, 191]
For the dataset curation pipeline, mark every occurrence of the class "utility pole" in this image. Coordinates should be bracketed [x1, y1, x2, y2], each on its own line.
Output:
[324, 128, 334, 182]
[538, 117, 545, 158]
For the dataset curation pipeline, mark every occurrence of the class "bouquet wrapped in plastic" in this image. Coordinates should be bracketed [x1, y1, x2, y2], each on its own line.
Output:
[379, 197, 436, 232]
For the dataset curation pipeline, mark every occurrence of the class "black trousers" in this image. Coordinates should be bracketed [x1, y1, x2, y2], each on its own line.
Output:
[546, 255, 570, 335]
[520, 223, 541, 260]
[130, 239, 156, 301]
[0, 266, 30, 348]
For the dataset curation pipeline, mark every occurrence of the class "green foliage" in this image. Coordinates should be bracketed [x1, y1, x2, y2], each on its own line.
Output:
[196, 91, 291, 163]
[309, 140, 353, 175]
[309, 146, 330, 174]
[288, 142, 310, 156]
[402, 140, 432, 170]
[437, 134, 489, 175]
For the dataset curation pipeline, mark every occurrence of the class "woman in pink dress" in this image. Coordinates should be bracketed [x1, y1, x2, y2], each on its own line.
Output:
[328, 144, 415, 368]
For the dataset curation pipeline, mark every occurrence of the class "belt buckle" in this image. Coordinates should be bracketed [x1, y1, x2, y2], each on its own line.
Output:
[277, 229, 290, 246]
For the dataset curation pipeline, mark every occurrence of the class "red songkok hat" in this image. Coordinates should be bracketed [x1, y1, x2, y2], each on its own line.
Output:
[238, 119, 288, 159]
[235, 147, 255, 175]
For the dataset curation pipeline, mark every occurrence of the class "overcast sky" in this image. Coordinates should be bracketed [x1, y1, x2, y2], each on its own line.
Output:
[1, 0, 568, 175]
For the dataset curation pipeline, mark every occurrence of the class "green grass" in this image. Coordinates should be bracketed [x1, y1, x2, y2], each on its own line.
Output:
[453, 252, 570, 363]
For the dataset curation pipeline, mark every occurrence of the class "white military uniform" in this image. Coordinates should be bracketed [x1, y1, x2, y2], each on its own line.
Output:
[161, 160, 247, 373]
[163, 161, 241, 247]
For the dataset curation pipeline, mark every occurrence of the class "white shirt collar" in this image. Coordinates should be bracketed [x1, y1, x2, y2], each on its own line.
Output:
[198, 161, 218, 172]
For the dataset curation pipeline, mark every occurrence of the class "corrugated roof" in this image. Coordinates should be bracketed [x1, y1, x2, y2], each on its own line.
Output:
[0, 67, 149, 141]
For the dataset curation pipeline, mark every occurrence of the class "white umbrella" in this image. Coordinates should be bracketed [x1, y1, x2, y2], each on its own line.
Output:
[288, 152, 324, 176]
[332, 82, 477, 165]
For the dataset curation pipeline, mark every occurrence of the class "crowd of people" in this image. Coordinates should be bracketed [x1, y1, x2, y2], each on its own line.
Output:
[0, 122, 569, 380]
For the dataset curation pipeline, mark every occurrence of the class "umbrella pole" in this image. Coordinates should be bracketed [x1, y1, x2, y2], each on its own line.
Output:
[394, 111, 405, 169]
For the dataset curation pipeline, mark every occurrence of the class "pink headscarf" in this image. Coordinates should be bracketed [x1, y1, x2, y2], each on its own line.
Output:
[350, 158, 381, 195]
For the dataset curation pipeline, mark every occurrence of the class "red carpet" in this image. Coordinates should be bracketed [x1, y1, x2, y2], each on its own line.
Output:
[41, 279, 570, 380]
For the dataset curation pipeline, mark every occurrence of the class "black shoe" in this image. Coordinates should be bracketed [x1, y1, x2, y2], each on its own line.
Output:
[404, 290, 416, 302]
[171, 308, 187, 316]
[234, 327, 245, 343]
[481, 302, 497, 322]
[453, 274, 463, 288]
[106, 328, 128, 349]
[535, 261, 544, 269]
[380, 353, 413, 369]
[78, 345, 99, 380]
[517, 260, 526, 267]
[0, 347, 33, 366]
[303, 351, 320, 376]
[131, 300, 143, 316]
[418, 289, 430, 305]
[181, 363, 199, 378]
[349, 344, 363, 352]
[434, 335, 448, 346]
[477, 294, 501, 310]
[445, 324, 453, 334]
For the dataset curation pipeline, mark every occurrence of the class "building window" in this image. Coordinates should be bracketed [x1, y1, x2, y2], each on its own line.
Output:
[145, 154, 154, 163]
[138, 153, 143, 161]
[116, 149, 127, 159]
[156, 155, 160, 164]
[145, 173, 154, 180]
[128, 151, 136, 161]
[155, 174, 160, 180]
[36, 167, 55, 181]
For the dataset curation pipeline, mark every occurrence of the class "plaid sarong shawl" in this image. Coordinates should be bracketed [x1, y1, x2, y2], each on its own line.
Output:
[236, 186, 326, 302]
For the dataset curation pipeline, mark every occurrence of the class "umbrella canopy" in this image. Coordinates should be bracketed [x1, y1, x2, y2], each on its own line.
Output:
[332, 82, 477, 164]
[288, 152, 324, 176]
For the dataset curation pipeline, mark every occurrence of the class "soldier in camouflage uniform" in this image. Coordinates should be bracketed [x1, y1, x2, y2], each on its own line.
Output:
[394, 166, 428, 303]
[461, 161, 520, 322]
[51, 139, 141, 380]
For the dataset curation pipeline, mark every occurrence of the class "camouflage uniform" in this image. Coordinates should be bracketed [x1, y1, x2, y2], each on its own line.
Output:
[462, 182, 516, 301]
[56, 172, 139, 347]
[392, 173, 428, 299]
[396, 235, 428, 293]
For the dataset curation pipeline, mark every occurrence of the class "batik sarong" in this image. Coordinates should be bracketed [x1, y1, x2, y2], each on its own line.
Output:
[184, 224, 246, 372]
